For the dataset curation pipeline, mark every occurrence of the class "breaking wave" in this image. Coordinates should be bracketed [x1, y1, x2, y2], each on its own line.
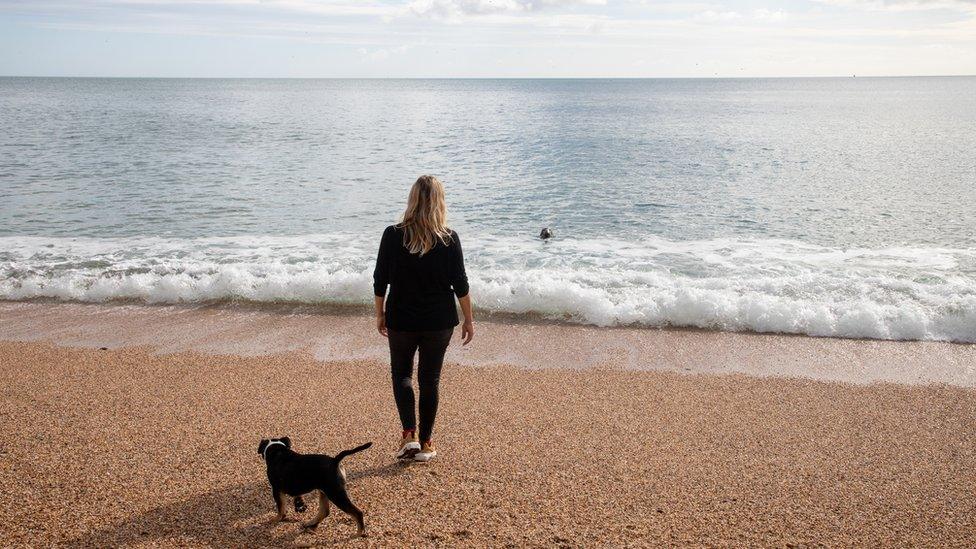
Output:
[1, 234, 974, 342]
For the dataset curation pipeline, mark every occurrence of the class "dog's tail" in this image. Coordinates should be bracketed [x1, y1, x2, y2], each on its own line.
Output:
[335, 442, 373, 462]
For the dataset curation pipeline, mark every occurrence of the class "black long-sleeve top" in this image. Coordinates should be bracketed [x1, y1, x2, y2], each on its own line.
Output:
[373, 225, 469, 331]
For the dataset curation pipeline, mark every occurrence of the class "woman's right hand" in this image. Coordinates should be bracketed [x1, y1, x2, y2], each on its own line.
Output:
[376, 315, 388, 337]
[461, 320, 474, 345]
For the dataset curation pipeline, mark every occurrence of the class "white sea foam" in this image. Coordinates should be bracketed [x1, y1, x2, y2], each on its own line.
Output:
[1, 234, 974, 343]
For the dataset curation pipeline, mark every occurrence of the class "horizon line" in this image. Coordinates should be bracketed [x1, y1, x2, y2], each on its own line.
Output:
[2, 74, 975, 80]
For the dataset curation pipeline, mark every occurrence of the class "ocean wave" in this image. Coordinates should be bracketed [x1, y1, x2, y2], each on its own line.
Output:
[1, 234, 974, 343]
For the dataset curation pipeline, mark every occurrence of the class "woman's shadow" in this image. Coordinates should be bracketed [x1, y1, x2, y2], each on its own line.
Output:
[67, 462, 408, 547]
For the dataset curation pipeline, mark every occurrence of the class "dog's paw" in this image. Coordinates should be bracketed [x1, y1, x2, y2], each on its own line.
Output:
[301, 521, 319, 530]
[274, 514, 297, 524]
[294, 497, 307, 513]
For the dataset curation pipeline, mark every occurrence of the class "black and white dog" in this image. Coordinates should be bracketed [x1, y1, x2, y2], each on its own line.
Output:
[257, 437, 372, 535]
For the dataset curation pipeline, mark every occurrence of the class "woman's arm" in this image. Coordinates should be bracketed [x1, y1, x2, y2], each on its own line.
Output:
[375, 295, 387, 337]
[450, 231, 473, 345]
[458, 294, 473, 345]
[373, 227, 392, 337]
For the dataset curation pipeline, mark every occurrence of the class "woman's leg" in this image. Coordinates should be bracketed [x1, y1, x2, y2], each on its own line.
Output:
[387, 329, 420, 433]
[416, 328, 453, 442]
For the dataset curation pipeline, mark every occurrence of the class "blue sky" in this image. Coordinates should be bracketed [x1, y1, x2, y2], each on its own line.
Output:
[1, 0, 974, 77]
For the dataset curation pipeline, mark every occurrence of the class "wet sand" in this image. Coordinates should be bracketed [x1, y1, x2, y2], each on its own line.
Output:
[2, 301, 975, 386]
[1, 303, 975, 546]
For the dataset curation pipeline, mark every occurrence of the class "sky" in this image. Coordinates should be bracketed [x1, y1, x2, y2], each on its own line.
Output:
[0, 0, 974, 77]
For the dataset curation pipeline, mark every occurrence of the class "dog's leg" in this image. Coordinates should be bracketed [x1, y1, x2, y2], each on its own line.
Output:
[302, 490, 330, 530]
[273, 488, 287, 522]
[328, 489, 365, 536]
[294, 495, 307, 513]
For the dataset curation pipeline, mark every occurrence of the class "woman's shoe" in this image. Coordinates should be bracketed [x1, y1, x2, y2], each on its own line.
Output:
[396, 430, 421, 460]
[414, 440, 437, 462]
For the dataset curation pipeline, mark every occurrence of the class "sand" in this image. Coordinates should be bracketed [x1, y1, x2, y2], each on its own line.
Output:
[2, 301, 975, 387]
[1, 303, 975, 547]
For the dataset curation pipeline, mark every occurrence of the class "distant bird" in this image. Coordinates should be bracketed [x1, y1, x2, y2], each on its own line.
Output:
[539, 227, 554, 240]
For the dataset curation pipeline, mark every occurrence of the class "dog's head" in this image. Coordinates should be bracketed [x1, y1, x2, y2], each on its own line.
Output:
[257, 436, 291, 460]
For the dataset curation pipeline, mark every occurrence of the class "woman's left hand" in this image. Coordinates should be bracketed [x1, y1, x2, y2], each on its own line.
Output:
[376, 315, 388, 337]
[461, 320, 474, 345]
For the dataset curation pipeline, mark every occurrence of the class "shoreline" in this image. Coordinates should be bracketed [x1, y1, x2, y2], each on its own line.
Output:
[2, 341, 974, 546]
[1, 300, 975, 387]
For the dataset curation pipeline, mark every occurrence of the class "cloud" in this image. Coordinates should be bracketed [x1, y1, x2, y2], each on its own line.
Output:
[406, 0, 607, 21]
[695, 10, 742, 21]
[695, 7, 788, 23]
[3, 0, 975, 77]
[0, 0, 400, 19]
[358, 44, 411, 61]
[754, 8, 788, 21]
[816, 0, 976, 11]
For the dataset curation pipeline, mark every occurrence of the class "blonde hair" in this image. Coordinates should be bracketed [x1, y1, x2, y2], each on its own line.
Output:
[398, 175, 452, 256]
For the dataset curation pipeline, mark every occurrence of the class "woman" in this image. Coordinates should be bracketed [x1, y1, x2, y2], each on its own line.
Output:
[373, 175, 474, 463]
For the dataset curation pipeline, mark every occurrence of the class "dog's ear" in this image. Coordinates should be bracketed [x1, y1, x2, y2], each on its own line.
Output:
[281, 436, 291, 449]
[257, 439, 269, 455]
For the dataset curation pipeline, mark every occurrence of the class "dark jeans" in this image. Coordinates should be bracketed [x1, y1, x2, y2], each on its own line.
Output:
[388, 328, 453, 442]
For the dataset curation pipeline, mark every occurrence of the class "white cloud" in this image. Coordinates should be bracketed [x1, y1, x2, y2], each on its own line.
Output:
[0, 0, 400, 18]
[754, 8, 788, 21]
[2, 0, 975, 76]
[817, 0, 976, 11]
[695, 10, 742, 21]
[406, 0, 607, 21]
[358, 44, 411, 61]
[695, 7, 788, 23]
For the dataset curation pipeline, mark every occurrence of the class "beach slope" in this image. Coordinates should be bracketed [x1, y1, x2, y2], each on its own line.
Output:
[2, 326, 975, 546]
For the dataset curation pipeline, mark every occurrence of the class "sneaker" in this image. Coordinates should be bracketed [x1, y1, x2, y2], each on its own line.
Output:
[414, 440, 437, 462]
[396, 430, 420, 460]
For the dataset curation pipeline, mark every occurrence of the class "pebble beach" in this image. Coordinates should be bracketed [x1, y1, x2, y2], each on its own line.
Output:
[2, 303, 975, 547]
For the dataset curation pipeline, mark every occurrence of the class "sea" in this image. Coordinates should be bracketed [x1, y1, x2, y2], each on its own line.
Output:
[1, 77, 975, 342]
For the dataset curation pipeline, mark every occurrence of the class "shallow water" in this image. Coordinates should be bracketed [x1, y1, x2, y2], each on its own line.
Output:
[2, 77, 975, 341]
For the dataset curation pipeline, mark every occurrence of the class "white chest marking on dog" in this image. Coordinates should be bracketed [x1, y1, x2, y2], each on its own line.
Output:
[263, 440, 286, 460]
[339, 465, 347, 480]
